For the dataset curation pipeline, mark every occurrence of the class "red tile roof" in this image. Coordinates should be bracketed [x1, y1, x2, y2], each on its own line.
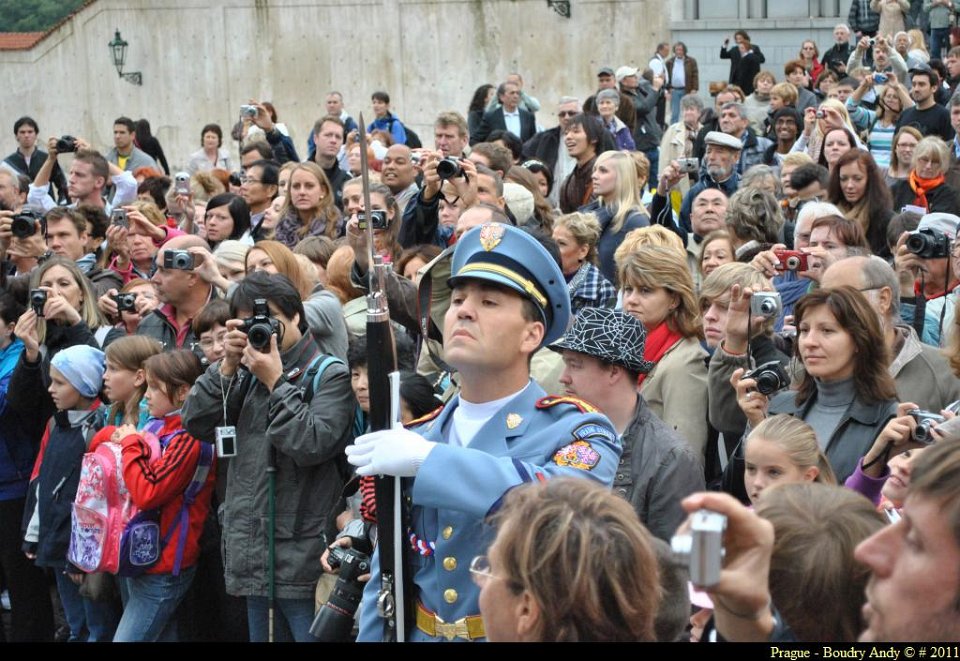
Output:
[0, 1, 98, 51]
[0, 32, 46, 50]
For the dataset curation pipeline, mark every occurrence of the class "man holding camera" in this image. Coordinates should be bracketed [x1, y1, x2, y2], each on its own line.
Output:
[27, 138, 137, 214]
[397, 153, 486, 248]
[182, 271, 355, 642]
[348, 223, 620, 642]
[136, 235, 215, 357]
[894, 213, 960, 346]
[553, 307, 703, 542]
[665, 131, 741, 237]
[717, 102, 772, 175]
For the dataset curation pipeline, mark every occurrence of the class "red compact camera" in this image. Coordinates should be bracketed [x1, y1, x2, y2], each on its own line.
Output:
[774, 250, 808, 271]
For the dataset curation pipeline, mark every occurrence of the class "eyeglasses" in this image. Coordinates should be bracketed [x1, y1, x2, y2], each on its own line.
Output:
[557, 111, 578, 118]
[240, 175, 262, 185]
[469, 555, 501, 586]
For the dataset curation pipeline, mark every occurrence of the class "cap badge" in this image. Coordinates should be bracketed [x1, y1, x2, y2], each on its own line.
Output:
[506, 413, 523, 429]
[479, 223, 505, 251]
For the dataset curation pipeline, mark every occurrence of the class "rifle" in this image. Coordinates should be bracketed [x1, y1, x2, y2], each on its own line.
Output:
[357, 115, 411, 641]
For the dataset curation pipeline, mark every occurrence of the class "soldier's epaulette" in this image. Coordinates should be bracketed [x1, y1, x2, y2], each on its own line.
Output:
[535, 395, 598, 414]
[404, 405, 444, 428]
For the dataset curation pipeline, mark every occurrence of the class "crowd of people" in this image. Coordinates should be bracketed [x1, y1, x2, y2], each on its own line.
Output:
[2, 8, 960, 643]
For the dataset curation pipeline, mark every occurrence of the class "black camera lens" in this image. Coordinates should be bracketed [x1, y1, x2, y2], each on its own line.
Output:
[437, 157, 463, 180]
[246, 322, 273, 351]
[11, 209, 42, 239]
[55, 135, 77, 153]
[114, 293, 137, 312]
[29, 289, 47, 317]
[906, 229, 951, 259]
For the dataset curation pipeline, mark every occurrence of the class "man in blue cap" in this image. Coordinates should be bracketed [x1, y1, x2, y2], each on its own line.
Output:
[348, 223, 620, 642]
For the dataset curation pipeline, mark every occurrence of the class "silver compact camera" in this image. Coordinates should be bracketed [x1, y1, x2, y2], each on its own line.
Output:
[216, 425, 237, 458]
[677, 157, 699, 173]
[671, 510, 727, 587]
[750, 291, 782, 319]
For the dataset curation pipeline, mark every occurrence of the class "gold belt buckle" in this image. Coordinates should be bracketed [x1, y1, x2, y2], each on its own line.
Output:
[434, 616, 470, 641]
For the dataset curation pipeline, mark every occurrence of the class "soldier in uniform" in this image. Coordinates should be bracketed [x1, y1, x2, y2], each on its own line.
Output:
[347, 223, 621, 642]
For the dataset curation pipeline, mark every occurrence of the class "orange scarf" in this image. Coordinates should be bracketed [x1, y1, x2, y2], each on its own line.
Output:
[908, 171, 945, 211]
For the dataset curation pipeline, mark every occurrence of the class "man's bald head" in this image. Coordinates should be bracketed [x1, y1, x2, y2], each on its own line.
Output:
[822, 256, 900, 320]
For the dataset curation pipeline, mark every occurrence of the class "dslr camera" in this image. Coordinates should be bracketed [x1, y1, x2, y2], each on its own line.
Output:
[55, 135, 78, 153]
[239, 298, 281, 352]
[905, 228, 951, 259]
[310, 519, 374, 642]
[750, 291, 782, 319]
[357, 210, 389, 231]
[162, 250, 199, 271]
[742, 360, 790, 396]
[29, 289, 47, 317]
[436, 156, 464, 180]
[112, 292, 137, 313]
[773, 249, 808, 272]
[671, 510, 727, 587]
[11, 207, 45, 239]
[677, 157, 699, 174]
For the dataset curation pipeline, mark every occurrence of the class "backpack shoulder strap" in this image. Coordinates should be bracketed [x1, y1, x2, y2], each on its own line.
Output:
[302, 354, 345, 404]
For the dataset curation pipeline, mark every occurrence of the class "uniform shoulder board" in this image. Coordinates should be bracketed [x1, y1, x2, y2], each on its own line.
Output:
[536, 395, 599, 414]
[404, 405, 444, 428]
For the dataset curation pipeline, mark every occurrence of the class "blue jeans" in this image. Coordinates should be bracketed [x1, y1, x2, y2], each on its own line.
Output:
[643, 149, 660, 192]
[247, 595, 318, 642]
[54, 571, 120, 642]
[670, 90, 685, 124]
[931, 27, 950, 60]
[113, 566, 197, 642]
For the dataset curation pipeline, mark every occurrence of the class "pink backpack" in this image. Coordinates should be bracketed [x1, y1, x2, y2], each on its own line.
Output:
[67, 431, 160, 574]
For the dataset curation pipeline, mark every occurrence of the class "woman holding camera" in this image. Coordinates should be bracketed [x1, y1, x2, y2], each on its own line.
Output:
[846, 77, 913, 170]
[891, 136, 960, 215]
[578, 150, 649, 282]
[733, 286, 898, 482]
[273, 163, 341, 248]
[619, 245, 709, 457]
[827, 149, 894, 257]
[182, 272, 355, 642]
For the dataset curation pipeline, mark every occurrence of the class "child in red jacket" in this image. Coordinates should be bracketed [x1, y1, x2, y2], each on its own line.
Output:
[111, 350, 214, 642]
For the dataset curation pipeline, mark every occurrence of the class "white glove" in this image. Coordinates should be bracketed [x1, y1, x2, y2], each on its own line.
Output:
[345, 428, 437, 477]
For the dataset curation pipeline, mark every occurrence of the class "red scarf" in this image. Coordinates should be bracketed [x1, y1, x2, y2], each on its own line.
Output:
[637, 322, 683, 387]
[908, 171, 945, 211]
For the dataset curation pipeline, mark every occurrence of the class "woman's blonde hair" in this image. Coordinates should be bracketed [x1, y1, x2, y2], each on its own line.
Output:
[279, 162, 339, 239]
[491, 478, 660, 642]
[614, 226, 685, 275]
[105, 335, 163, 424]
[617, 245, 702, 338]
[30, 257, 106, 344]
[593, 151, 644, 234]
[553, 212, 602, 264]
[747, 414, 838, 485]
[913, 135, 951, 175]
[128, 199, 166, 227]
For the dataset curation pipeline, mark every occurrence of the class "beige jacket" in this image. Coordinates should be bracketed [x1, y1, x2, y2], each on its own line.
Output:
[640, 335, 709, 458]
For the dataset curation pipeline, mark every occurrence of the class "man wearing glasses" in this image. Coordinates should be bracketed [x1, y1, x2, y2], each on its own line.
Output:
[239, 160, 280, 241]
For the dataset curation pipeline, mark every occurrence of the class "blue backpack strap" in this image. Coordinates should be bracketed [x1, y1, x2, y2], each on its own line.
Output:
[160, 435, 215, 576]
[302, 354, 344, 404]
